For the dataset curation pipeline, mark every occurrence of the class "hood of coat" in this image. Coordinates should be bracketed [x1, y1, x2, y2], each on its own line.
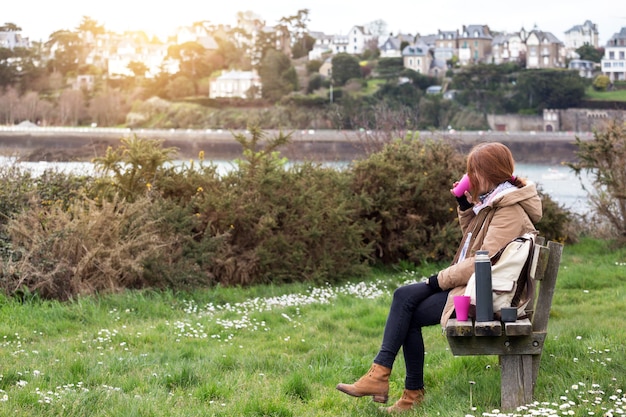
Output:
[489, 181, 542, 224]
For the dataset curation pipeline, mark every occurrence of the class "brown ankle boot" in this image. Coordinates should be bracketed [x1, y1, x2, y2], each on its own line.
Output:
[385, 388, 425, 413]
[336, 363, 391, 403]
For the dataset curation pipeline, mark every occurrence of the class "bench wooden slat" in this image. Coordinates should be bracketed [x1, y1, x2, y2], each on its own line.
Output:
[474, 320, 502, 336]
[445, 318, 474, 337]
[504, 318, 532, 336]
[447, 332, 546, 356]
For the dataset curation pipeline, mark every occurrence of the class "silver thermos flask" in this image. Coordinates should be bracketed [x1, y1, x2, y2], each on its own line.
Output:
[475, 250, 493, 322]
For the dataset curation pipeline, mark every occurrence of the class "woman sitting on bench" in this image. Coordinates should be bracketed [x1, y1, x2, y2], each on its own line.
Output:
[336, 142, 543, 413]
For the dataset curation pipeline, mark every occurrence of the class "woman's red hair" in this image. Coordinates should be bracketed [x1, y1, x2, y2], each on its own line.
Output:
[466, 142, 526, 201]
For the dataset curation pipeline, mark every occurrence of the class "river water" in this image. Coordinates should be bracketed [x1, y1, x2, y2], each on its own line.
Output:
[0, 157, 594, 215]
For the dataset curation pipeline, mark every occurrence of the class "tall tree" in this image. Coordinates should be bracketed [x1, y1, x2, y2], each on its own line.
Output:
[0, 47, 18, 87]
[279, 9, 311, 58]
[0, 22, 22, 32]
[575, 45, 604, 63]
[258, 49, 297, 102]
[451, 63, 520, 114]
[76, 16, 105, 37]
[127, 61, 149, 78]
[167, 41, 210, 78]
[513, 69, 586, 111]
[331, 53, 361, 86]
[46, 30, 81, 76]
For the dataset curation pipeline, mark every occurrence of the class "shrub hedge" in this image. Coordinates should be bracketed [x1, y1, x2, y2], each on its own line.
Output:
[0, 131, 574, 299]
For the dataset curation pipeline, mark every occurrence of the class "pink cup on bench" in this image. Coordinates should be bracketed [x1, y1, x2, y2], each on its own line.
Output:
[453, 295, 471, 321]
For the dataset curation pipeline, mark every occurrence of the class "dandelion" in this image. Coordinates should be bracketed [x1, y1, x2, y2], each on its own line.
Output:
[469, 381, 476, 408]
[146, 183, 152, 191]
[196, 186, 203, 193]
[199, 150, 205, 160]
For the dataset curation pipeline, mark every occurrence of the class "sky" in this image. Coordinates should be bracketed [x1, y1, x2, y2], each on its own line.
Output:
[6, 0, 626, 45]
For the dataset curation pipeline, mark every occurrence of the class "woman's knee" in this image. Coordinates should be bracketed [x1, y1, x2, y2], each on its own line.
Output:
[392, 285, 412, 303]
[392, 283, 427, 304]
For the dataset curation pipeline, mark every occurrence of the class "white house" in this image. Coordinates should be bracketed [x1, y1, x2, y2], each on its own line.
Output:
[0, 30, 30, 49]
[308, 32, 334, 60]
[563, 20, 599, 58]
[209, 70, 261, 99]
[491, 32, 524, 64]
[345, 26, 378, 55]
[601, 27, 626, 82]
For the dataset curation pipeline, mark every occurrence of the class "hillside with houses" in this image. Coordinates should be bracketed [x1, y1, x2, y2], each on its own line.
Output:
[1, 13, 625, 133]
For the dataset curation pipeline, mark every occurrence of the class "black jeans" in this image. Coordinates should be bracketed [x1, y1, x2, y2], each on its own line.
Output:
[373, 282, 449, 390]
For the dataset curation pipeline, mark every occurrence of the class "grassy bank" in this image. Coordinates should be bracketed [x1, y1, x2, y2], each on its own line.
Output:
[1, 237, 624, 416]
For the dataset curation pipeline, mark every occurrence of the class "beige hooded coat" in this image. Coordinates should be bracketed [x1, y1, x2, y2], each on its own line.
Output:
[437, 181, 543, 327]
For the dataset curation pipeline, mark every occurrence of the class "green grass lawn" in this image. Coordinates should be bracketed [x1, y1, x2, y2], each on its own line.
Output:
[585, 86, 626, 101]
[0, 237, 624, 416]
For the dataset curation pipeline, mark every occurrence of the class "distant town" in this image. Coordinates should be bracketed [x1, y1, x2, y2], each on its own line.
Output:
[2, 14, 625, 89]
[1, 12, 625, 134]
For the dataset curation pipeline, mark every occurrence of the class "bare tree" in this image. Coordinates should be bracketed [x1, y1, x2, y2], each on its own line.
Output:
[366, 19, 388, 37]
[16, 91, 40, 122]
[351, 103, 417, 154]
[0, 87, 20, 124]
[58, 89, 85, 126]
[88, 91, 124, 127]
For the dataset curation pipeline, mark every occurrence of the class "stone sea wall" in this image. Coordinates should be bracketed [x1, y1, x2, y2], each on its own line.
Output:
[0, 128, 589, 164]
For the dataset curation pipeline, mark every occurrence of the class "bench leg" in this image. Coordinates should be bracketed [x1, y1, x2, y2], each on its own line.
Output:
[500, 355, 533, 410]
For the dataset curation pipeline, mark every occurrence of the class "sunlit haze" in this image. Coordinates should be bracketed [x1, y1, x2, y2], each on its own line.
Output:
[6, 0, 626, 45]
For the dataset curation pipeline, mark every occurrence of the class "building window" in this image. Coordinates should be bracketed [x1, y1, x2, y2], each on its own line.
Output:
[620, 51, 625, 60]
[609, 51, 615, 59]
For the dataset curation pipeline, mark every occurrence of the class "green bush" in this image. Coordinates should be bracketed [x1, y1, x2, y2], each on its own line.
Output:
[536, 188, 575, 244]
[569, 121, 626, 244]
[592, 74, 611, 92]
[195, 128, 371, 285]
[0, 164, 36, 227]
[0, 130, 581, 299]
[350, 137, 465, 264]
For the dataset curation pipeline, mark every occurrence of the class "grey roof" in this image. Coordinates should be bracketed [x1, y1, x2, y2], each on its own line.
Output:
[438, 30, 459, 39]
[607, 27, 626, 42]
[402, 43, 429, 56]
[417, 34, 438, 47]
[565, 20, 597, 34]
[492, 33, 520, 45]
[527, 29, 563, 45]
[382, 37, 402, 51]
[462, 25, 492, 39]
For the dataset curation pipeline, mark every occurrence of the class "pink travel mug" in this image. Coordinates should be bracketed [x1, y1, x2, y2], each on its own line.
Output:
[453, 295, 471, 321]
[452, 174, 471, 197]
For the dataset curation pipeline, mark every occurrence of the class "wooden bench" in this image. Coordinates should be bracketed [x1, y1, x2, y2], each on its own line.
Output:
[445, 238, 564, 410]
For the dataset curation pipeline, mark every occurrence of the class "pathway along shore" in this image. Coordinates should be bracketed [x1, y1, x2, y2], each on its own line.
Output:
[0, 128, 590, 164]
